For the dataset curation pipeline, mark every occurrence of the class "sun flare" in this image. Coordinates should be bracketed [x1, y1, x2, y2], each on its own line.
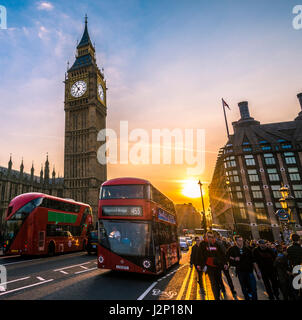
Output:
[181, 179, 202, 198]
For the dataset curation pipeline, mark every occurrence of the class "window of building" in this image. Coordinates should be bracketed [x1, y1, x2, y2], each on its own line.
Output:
[254, 202, 268, 221]
[227, 169, 240, 183]
[271, 185, 281, 199]
[284, 152, 296, 164]
[275, 202, 282, 209]
[243, 147, 252, 152]
[262, 146, 272, 151]
[245, 155, 256, 166]
[248, 169, 259, 182]
[288, 167, 301, 181]
[267, 168, 280, 181]
[224, 156, 237, 168]
[293, 185, 302, 198]
[281, 143, 292, 150]
[251, 185, 263, 199]
[264, 153, 275, 165]
[238, 202, 247, 219]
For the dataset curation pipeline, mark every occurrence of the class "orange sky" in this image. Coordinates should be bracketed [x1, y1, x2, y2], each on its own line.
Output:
[1, 1, 302, 212]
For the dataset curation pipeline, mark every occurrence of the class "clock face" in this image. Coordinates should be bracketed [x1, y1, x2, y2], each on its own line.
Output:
[70, 80, 87, 98]
[98, 84, 104, 101]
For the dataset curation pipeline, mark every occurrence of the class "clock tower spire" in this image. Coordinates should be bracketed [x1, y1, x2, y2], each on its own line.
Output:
[64, 16, 107, 221]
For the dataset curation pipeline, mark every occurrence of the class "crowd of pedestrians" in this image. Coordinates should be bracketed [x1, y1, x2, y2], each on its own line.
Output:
[190, 231, 302, 300]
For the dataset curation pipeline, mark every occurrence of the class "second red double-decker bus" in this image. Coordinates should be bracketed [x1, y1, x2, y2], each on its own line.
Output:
[1, 193, 93, 256]
[97, 177, 180, 275]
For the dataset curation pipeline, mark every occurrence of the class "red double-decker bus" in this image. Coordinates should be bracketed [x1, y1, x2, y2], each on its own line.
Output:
[97, 177, 180, 275]
[1, 193, 93, 256]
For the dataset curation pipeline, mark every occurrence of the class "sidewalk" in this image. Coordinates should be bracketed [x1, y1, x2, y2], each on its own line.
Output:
[202, 267, 269, 300]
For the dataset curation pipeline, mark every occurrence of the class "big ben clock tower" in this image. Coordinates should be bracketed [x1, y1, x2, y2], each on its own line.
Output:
[64, 16, 107, 221]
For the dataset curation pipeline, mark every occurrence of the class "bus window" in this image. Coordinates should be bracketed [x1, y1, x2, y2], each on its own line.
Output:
[100, 185, 147, 200]
[99, 220, 151, 256]
[4, 197, 43, 242]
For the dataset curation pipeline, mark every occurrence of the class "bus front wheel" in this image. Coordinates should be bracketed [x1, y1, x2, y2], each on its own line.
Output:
[48, 242, 55, 257]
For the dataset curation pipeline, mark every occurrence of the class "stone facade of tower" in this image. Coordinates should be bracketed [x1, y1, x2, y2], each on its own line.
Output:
[63, 17, 107, 221]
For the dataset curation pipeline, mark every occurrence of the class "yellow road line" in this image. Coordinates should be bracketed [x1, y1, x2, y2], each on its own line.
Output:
[202, 273, 208, 300]
[176, 266, 191, 300]
[196, 276, 201, 300]
[185, 266, 195, 300]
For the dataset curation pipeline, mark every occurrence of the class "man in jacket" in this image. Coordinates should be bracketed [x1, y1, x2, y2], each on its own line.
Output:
[190, 236, 205, 296]
[274, 244, 292, 300]
[216, 233, 237, 298]
[253, 239, 279, 300]
[197, 231, 228, 300]
[227, 235, 261, 300]
[287, 233, 302, 300]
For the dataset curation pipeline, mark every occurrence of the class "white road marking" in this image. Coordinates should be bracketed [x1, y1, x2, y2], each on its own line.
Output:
[2, 251, 85, 266]
[2, 258, 44, 266]
[60, 270, 68, 275]
[36, 277, 45, 281]
[80, 266, 89, 270]
[0, 279, 54, 296]
[74, 267, 97, 274]
[0, 276, 30, 286]
[53, 261, 92, 272]
[137, 282, 158, 300]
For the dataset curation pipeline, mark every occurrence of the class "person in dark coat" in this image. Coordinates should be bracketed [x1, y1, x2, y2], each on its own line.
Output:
[253, 239, 279, 300]
[287, 233, 302, 300]
[197, 231, 228, 300]
[274, 244, 292, 300]
[190, 236, 205, 295]
[216, 234, 237, 298]
[227, 235, 261, 300]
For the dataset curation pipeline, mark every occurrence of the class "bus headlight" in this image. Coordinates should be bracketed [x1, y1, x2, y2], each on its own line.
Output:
[98, 255, 104, 264]
[130, 207, 142, 216]
[143, 259, 151, 269]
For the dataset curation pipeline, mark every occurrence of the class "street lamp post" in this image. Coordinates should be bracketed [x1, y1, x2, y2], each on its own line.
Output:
[198, 180, 207, 233]
[277, 184, 296, 242]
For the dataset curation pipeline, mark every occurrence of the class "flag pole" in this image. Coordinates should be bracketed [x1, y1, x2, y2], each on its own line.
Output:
[222, 98, 230, 138]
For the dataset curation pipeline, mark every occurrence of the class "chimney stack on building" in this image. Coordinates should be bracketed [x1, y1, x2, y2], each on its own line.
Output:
[238, 101, 251, 120]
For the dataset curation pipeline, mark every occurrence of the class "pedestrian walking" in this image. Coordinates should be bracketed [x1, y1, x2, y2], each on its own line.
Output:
[216, 234, 237, 298]
[274, 244, 292, 300]
[197, 231, 228, 300]
[287, 233, 302, 300]
[227, 235, 261, 300]
[190, 236, 206, 296]
[252, 239, 280, 300]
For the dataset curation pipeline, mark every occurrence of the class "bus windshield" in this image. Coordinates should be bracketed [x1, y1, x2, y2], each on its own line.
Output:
[99, 220, 151, 256]
[3, 197, 43, 243]
[100, 185, 147, 200]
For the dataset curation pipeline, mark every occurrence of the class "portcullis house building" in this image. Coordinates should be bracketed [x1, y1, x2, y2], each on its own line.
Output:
[209, 93, 302, 241]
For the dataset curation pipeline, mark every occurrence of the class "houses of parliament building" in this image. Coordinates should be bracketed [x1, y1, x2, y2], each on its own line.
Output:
[0, 17, 107, 228]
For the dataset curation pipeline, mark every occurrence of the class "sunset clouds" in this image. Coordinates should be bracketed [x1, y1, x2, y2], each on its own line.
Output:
[1, 0, 302, 210]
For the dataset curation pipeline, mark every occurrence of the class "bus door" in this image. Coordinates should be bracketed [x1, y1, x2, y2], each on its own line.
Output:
[152, 222, 162, 273]
[38, 231, 45, 252]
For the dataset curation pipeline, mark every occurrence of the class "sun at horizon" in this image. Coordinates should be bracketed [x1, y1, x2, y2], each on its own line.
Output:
[181, 179, 205, 199]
